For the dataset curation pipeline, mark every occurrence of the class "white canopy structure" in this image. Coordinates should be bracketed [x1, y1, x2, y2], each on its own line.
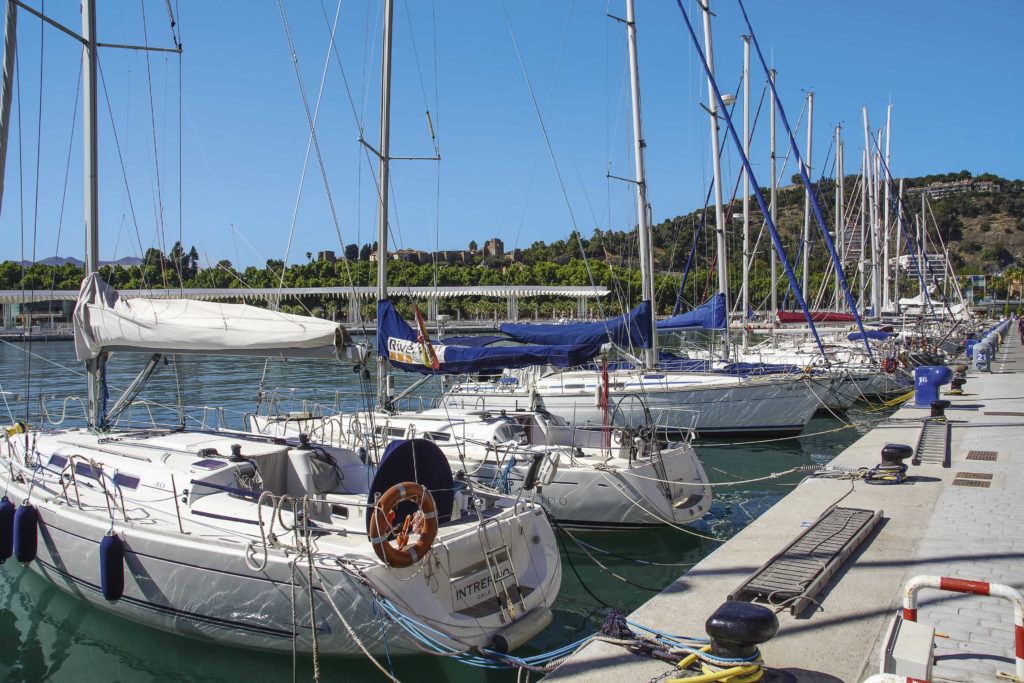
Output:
[73, 274, 363, 362]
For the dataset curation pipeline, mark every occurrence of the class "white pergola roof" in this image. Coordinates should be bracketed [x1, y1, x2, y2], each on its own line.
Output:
[0, 285, 610, 304]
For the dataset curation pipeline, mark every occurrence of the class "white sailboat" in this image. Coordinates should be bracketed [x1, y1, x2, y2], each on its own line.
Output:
[248, 0, 712, 531]
[441, 0, 823, 438]
[0, 0, 560, 658]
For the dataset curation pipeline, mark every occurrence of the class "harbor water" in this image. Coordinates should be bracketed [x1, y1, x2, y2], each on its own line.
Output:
[0, 340, 884, 681]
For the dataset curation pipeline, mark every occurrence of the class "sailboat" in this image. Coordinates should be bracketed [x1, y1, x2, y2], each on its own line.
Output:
[246, 0, 712, 530]
[0, 0, 560, 658]
[440, 1, 823, 438]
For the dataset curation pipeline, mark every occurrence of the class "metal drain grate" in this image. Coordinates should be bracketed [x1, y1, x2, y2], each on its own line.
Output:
[729, 506, 882, 615]
[953, 472, 992, 480]
[913, 418, 950, 467]
[966, 450, 998, 461]
[952, 478, 991, 488]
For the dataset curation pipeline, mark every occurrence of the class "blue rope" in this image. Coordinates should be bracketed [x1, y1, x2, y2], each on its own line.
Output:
[371, 598, 396, 678]
[492, 455, 518, 494]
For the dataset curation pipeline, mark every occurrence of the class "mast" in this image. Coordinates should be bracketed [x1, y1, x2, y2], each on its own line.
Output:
[801, 92, 813, 301]
[625, 0, 656, 367]
[83, 0, 105, 427]
[920, 189, 926, 295]
[375, 0, 394, 408]
[883, 104, 892, 311]
[858, 148, 867, 312]
[741, 34, 750, 350]
[895, 178, 903, 310]
[769, 69, 777, 322]
[833, 125, 841, 310]
[701, 0, 728, 360]
[872, 133, 882, 317]
[0, 0, 16, 218]
[861, 108, 876, 316]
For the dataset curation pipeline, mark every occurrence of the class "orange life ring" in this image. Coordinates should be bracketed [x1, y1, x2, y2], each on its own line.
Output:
[369, 482, 438, 568]
[883, 358, 897, 374]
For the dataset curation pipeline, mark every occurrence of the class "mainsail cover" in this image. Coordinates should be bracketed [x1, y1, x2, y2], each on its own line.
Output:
[499, 300, 652, 348]
[73, 273, 361, 361]
[777, 310, 856, 323]
[378, 300, 603, 375]
[656, 293, 726, 330]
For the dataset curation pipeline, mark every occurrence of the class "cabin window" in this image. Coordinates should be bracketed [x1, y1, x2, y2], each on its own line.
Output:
[74, 462, 101, 480]
[114, 473, 140, 490]
[48, 454, 68, 469]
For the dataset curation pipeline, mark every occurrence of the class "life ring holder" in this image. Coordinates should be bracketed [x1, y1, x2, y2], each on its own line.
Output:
[368, 482, 438, 568]
[883, 358, 897, 374]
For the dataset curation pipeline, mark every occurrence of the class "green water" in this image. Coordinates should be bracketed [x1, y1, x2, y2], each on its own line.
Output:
[0, 341, 878, 681]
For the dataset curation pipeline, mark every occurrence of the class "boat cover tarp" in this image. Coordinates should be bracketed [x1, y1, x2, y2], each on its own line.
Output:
[440, 335, 506, 348]
[368, 439, 454, 530]
[499, 300, 652, 348]
[73, 273, 360, 361]
[847, 330, 894, 342]
[378, 300, 603, 374]
[777, 310, 856, 323]
[656, 293, 727, 330]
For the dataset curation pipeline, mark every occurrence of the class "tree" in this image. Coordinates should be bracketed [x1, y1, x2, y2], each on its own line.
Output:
[468, 240, 478, 251]
[345, 244, 359, 261]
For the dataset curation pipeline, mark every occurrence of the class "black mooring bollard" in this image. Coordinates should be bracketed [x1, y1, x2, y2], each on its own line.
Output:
[705, 601, 779, 660]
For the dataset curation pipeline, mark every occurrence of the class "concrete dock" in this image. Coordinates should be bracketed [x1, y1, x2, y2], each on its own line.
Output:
[549, 335, 1023, 682]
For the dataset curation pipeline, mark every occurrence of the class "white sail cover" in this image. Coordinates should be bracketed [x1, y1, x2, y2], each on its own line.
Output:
[73, 274, 362, 362]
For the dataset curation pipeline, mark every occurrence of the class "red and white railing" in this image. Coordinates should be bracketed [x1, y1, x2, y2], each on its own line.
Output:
[902, 574, 1024, 680]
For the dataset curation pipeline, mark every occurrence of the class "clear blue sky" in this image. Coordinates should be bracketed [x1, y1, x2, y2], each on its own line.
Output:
[1, 0, 1021, 269]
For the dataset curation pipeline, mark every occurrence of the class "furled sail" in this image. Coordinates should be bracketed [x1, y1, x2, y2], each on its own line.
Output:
[499, 300, 652, 348]
[378, 300, 603, 375]
[656, 293, 726, 330]
[73, 273, 362, 361]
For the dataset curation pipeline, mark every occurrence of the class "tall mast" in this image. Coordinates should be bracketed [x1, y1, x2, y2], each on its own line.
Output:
[883, 104, 892, 310]
[625, 0, 656, 367]
[769, 69, 777, 322]
[919, 189, 926, 295]
[833, 125, 841, 310]
[741, 34, 750, 350]
[375, 0, 394, 408]
[894, 178, 903, 310]
[872, 133, 882, 316]
[83, 0, 104, 427]
[862, 108, 876, 315]
[701, 0, 728, 360]
[801, 92, 813, 302]
[0, 0, 17, 218]
[858, 148, 867, 311]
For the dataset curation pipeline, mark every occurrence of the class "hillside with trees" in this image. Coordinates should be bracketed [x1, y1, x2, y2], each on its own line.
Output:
[2, 171, 1021, 320]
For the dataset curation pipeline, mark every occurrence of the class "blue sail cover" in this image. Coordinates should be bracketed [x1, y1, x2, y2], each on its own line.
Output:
[847, 330, 894, 342]
[656, 293, 726, 330]
[500, 300, 652, 348]
[378, 301, 604, 375]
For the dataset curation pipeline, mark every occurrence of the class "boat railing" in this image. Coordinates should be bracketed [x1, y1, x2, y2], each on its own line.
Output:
[257, 387, 344, 421]
[60, 454, 126, 521]
[392, 395, 442, 412]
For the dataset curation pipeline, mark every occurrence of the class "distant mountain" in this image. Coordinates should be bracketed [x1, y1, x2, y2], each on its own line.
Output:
[25, 256, 142, 267]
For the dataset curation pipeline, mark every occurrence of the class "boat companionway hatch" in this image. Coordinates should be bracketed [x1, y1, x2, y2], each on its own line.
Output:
[912, 417, 951, 467]
[729, 506, 883, 616]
